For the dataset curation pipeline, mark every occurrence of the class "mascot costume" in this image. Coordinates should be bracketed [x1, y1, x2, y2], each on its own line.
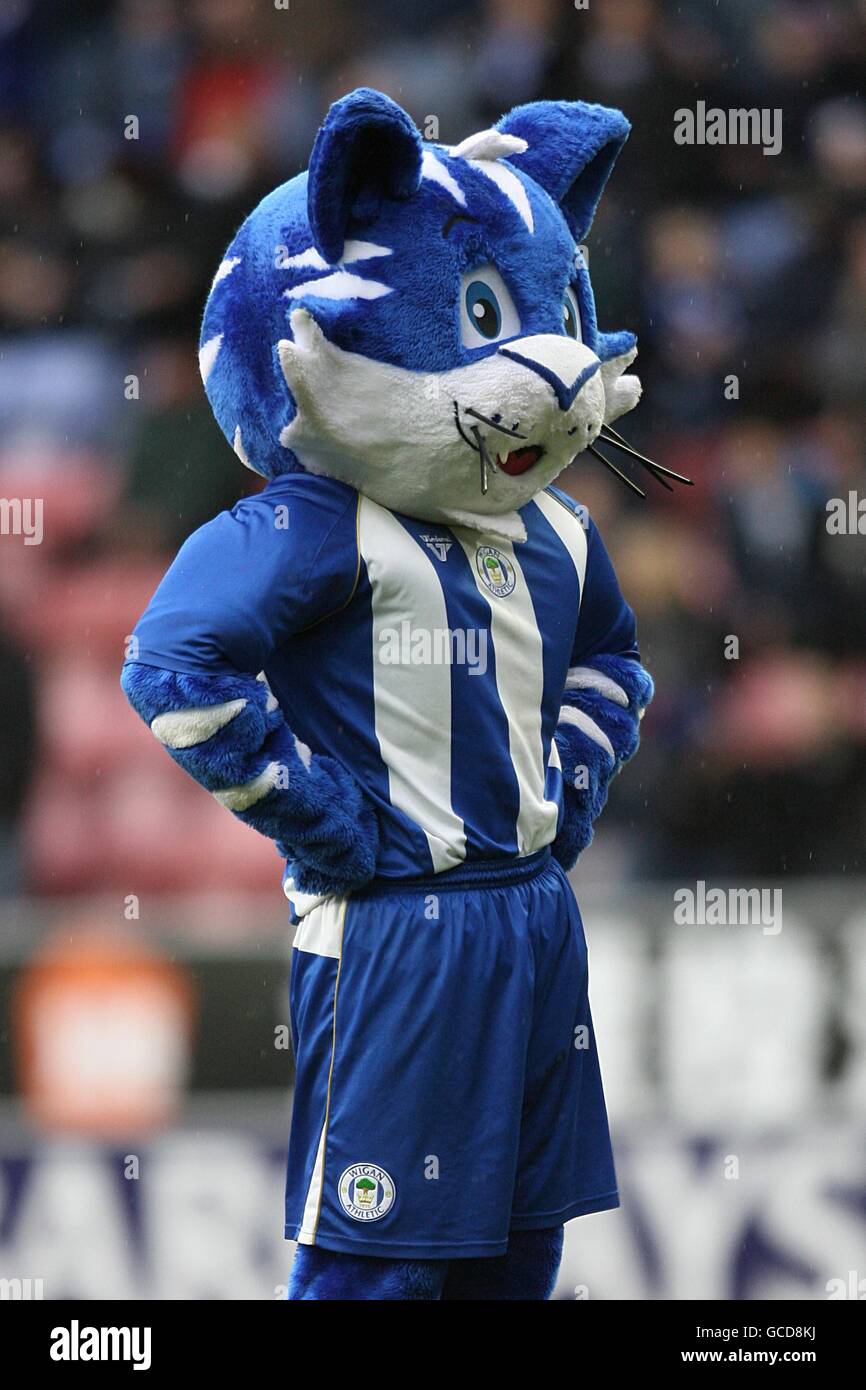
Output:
[122, 90, 687, 1300]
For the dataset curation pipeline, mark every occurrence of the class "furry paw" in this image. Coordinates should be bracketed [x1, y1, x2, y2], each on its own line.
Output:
[279, 755, 380, 896]
[552, 654, 653, 870]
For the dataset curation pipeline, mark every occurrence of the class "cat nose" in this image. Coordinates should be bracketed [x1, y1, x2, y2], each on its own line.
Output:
[498, 335, 600, 411]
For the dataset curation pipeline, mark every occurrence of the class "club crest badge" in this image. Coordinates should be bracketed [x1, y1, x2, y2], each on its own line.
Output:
[338, 1163, 396, 1222]
[476, 545, 516, 598]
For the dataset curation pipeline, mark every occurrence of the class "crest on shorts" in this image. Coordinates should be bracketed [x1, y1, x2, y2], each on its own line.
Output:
[338, 1163, 395, 1222]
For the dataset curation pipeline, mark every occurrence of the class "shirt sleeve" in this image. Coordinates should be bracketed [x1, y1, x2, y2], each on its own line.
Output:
[571, 514, 640, 666]
[130, 477, 359, 677]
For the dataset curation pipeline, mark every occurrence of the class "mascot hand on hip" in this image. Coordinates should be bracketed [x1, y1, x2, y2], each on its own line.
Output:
[122, 88, 683, 1301]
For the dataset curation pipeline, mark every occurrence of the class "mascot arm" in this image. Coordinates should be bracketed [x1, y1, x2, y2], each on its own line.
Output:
[552, 517, 653, 871]
[121, 487, 379, 897]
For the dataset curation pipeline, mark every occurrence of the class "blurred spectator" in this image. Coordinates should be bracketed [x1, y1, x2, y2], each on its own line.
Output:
[118, 337, 258, 552]
[0, 622, 36, 893]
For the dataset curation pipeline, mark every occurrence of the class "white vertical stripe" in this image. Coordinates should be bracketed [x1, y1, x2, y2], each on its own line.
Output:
[296, 1122, 327, 1245]
[454, 531, 557, 855]
[295, 897, 347, 1245]
[359, 499, 466, 873]
[533, 491, 588, 608]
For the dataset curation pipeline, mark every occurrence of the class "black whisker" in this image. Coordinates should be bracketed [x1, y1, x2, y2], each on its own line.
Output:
[471, 425, 498, 495]
[463, 407, 527, 440]
[601, 422, 638, 447]
[453, 400, 480, 453]
[600, 424, 693, 487]
[599, 436, 690, 489]
[588, 444, 646, 498]
[600, 432, 673, 491]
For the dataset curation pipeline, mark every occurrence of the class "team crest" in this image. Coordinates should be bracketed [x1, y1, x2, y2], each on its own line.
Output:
[338, 1163, 396, 1222]
[476, 545, 516, 598]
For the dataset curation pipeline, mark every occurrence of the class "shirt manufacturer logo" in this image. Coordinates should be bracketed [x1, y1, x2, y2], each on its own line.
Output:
[421, 535, 453, 561]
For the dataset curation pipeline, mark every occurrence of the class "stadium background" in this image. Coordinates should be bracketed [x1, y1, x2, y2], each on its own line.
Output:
[0, 0, 864, 1300]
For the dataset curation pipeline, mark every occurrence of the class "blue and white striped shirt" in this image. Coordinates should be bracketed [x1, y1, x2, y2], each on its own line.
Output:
[132, 473, 638, 880]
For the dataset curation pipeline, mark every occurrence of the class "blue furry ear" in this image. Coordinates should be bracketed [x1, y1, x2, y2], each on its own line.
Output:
[495, 101, 630, 241]
[308, 88, 423, 264]
[597, 328, 636, 362]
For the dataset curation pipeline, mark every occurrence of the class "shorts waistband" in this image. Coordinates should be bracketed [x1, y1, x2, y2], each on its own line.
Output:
[353, 847, 553, 898]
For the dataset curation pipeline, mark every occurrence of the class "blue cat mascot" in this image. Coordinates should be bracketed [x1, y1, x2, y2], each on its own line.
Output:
[122, 89, 655, 1302]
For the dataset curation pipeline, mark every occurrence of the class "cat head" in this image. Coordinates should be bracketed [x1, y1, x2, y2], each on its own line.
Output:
[200, 88, 640, 538]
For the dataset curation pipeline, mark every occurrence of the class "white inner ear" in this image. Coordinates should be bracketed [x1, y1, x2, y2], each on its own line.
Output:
[449, 129, 527, 161]
[600, 348, 642, 426]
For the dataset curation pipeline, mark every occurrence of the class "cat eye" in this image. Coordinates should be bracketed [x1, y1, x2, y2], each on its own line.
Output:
[563, 286, 582, 341]
[459, 264, 521, 348]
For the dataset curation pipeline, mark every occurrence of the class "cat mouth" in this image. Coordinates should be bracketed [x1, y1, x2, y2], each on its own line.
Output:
[495, 446, 544, 476]
[452, 401, 545, 494]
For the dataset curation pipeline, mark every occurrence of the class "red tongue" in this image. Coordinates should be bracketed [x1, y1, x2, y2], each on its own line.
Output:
[499, 446, 543, 476]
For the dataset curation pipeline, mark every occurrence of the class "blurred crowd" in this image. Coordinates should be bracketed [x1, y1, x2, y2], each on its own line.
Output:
[0, 0, 864, 897]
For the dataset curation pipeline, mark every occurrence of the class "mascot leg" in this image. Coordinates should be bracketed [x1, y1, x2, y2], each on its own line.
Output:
[288, 1246, 448, 1301]
[441, 1227, 564, 1301]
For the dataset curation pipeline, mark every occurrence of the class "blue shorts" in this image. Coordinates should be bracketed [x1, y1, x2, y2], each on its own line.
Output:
[284, 849, 618, 1259]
